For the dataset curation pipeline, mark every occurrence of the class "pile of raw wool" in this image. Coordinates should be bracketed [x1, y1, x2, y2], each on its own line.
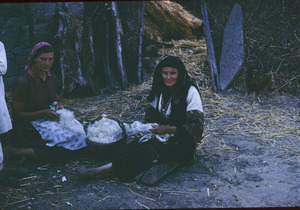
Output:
[124, 121, 157, 136]
[56, 109, 85, 135]
[124, 121, 171, 143]
[31, 108, 87, 150]
[87, 117, 123, 144]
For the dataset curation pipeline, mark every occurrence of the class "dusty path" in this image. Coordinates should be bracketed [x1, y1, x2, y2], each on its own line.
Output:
[0, 88, 299, 209]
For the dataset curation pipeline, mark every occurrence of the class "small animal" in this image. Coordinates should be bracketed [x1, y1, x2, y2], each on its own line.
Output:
[244, 69, 274, 104]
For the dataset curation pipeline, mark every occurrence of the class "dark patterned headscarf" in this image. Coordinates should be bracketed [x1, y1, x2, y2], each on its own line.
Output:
[147, 56, 195, 102]
[147, 56, 199, 124]
[25, 42, 53, 71]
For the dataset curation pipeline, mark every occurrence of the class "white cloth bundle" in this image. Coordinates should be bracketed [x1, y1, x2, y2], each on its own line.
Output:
[31, 109, 87, 150]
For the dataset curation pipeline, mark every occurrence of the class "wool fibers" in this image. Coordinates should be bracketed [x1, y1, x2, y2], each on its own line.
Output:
[87, 117, 123, 144]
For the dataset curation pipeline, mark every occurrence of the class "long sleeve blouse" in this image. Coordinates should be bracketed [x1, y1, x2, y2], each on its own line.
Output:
[144, 85, 204, 144]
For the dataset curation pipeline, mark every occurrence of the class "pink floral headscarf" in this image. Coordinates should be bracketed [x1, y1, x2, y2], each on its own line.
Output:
[25, 42, 52, 71]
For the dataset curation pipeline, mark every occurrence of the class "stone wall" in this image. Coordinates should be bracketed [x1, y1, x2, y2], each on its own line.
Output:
[0, 2, 84, 88]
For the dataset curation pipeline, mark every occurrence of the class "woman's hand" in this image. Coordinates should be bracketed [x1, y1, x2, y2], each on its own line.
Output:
[55, 103, 63, 111]
[149, 125, 176, 135]
[13, 108, 59, 121]
[43, 108, 59, 120]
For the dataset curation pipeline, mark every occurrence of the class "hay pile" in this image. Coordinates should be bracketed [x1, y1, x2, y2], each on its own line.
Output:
[143, 1, 202, 41]
[205, 0, 300, 96]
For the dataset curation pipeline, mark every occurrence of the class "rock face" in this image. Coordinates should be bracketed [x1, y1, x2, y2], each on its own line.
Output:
[0, 2, 84, 87]
[219, 3, 244, 91]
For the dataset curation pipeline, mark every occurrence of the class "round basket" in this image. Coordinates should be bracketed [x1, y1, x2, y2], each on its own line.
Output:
[85, 116, 127, 148]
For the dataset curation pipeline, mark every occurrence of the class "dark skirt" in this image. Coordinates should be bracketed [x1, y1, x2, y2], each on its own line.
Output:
[11, 122, 82, 162]
[111, 136, 196, 182]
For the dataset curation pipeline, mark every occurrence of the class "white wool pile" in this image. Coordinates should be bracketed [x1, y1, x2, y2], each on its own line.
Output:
[87, 117, 123, 144]
[56, 109, 85, 135]
[124, 121, 158, 135]
[124, 121, 171, 143]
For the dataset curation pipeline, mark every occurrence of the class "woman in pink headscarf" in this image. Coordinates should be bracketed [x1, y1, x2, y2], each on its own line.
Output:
[6, 42, 80, 162]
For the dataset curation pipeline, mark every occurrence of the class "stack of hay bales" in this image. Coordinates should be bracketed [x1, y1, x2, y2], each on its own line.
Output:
[143, 0, 203, 42]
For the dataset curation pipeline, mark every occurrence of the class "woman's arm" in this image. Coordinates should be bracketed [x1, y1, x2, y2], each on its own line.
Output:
[179, 110, 204, 142]
[178, 86, 204, 142]
[13, 108, 59, 122]
[148, 110, 204, 138]
[149, 124, 176, 135]
[144, 104, 176, 135]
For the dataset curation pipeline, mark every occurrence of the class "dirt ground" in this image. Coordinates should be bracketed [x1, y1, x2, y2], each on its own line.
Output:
[0, 87, 299, 209]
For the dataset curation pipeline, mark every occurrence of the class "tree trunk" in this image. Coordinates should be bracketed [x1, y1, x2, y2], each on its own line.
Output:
[54, 11, 88, 96]
[118, 1, 145, 85]
[111, 2, 127, 89]
[104, 19, 116, 90]
[137, 1, 145, 85]
[201, 0, 219, 92]
[53, 2, 145, 97]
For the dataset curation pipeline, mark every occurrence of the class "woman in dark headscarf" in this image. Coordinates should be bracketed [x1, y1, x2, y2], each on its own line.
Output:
[143, 56, 204, 161]
[78, 56, 204, 182]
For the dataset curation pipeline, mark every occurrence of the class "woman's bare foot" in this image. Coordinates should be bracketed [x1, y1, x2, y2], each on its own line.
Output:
[77, 168, 98, 180]
[77, 163, 112, 180]
[3, 144, 36, 161]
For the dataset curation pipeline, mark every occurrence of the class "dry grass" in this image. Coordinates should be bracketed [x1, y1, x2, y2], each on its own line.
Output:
[201, 90, 299, 163]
